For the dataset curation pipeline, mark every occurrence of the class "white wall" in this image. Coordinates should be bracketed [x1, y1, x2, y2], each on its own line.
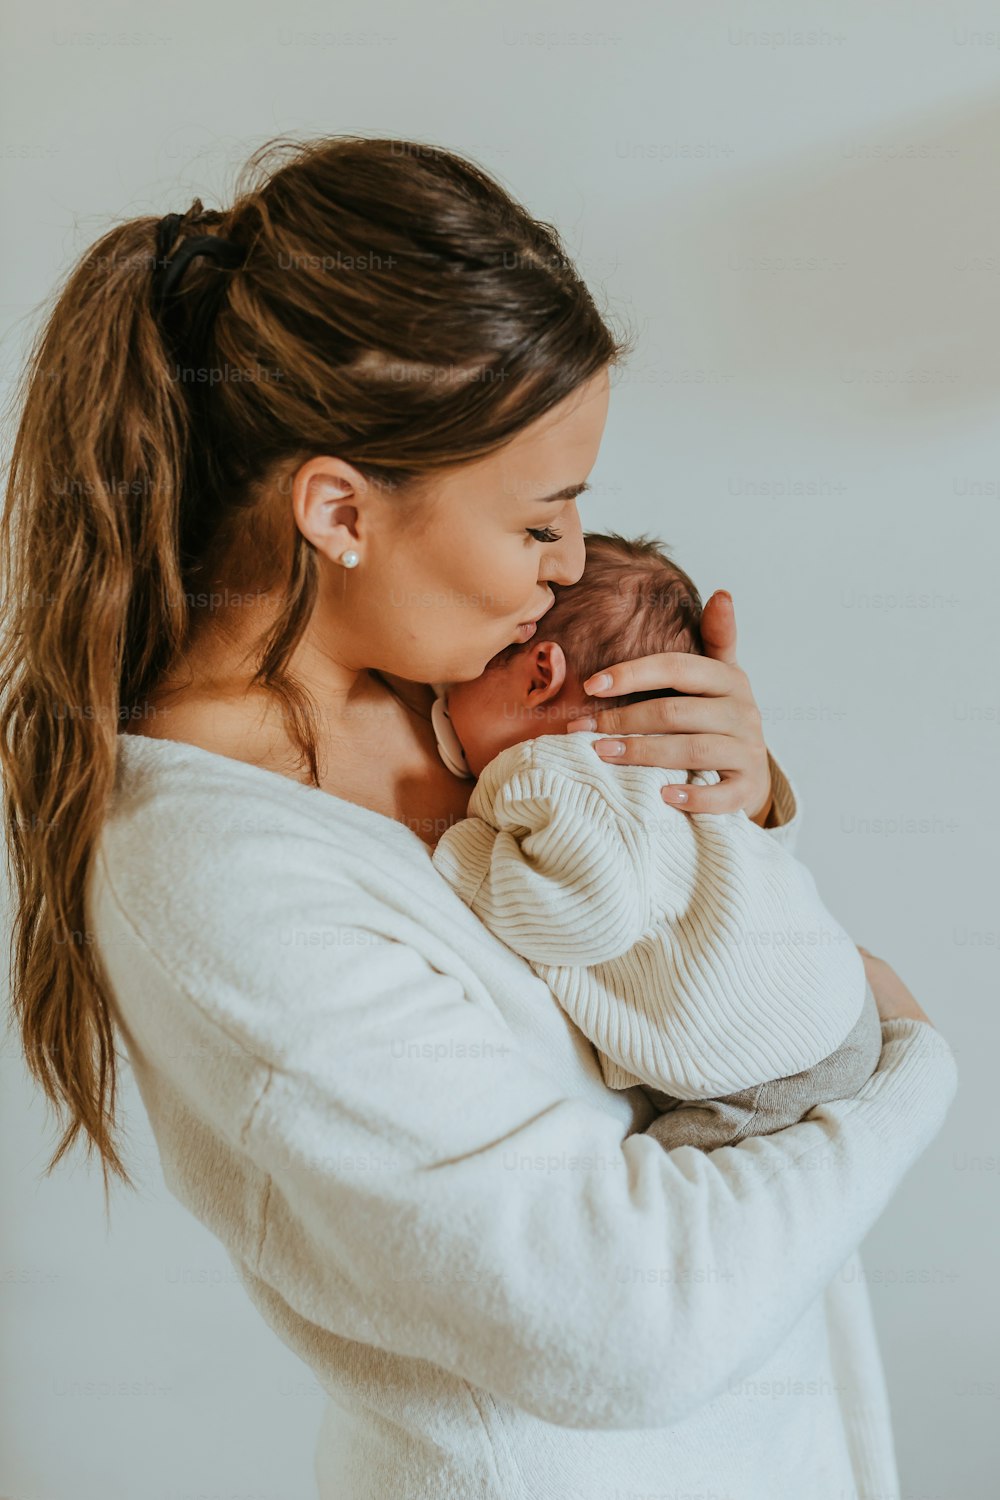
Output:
[2, 2, 997, 1496]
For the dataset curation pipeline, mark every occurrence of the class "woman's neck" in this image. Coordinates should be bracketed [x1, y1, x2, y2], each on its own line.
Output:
[134, 628, 469, 845]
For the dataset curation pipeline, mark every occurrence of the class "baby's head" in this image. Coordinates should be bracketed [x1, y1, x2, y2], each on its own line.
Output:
[444, 532, 704, 776]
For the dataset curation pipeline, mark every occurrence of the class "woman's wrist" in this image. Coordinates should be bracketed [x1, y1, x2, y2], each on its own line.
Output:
[747, 776, 775, 827]
[857, 946, 936, 1029]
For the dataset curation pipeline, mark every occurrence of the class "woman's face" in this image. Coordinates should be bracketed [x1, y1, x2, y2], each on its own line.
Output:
[293, 367, 610, 684]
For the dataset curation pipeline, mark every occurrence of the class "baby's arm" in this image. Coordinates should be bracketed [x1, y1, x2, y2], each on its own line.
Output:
[431, 734, 655, 966]
[603, 792, 870, 1098]
[434, 734, 866, 1104]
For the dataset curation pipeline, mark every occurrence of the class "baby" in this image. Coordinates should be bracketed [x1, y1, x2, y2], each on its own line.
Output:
[429, 531, 881, 1150]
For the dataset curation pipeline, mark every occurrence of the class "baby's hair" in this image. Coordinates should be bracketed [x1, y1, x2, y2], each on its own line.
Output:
[491, 530, 704, 711]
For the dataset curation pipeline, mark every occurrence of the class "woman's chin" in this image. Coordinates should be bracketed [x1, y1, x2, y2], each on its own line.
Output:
[439, 665, 488, 687]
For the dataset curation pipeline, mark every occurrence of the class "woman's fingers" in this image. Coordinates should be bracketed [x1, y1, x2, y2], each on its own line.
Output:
[566, 693, 744, 740]
[582, 650, 741, 701]
[588, 731, 746, 772]
[656, 774, 750, 815]
[567, 638, 773, 821]
[698, 590, 740, 666]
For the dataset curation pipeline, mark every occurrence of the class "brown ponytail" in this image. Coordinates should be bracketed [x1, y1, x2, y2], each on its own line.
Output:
[0, 134, 632, 1195]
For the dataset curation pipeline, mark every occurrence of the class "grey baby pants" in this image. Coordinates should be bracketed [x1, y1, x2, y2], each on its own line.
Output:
[643, 980, 883, 1152]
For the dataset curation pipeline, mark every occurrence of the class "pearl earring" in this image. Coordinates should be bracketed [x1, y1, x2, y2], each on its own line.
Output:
[339, 549, 360, 568]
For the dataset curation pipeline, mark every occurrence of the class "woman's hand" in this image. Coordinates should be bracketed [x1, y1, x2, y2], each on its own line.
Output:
[856, 945, 936, 1029]
[564, 590, 774, 821]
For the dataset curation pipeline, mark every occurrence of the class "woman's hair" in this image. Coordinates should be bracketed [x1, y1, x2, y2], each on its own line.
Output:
[487, 531, 704, 708]
[0, 134, 632, 1195]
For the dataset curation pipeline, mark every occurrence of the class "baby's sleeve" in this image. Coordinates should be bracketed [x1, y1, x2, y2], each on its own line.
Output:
[688, 750, 801, 850]
[431, 737, 654, 967]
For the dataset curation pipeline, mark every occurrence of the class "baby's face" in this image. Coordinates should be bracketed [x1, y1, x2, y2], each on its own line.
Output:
[444, 641, 588, 777]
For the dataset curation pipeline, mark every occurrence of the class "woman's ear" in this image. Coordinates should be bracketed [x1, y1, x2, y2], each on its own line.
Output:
[290, 454, 366, 563]
[524, 641, 568, 706]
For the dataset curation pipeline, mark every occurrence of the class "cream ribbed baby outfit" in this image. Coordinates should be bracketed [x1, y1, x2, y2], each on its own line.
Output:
[432, 729, 869, 1101]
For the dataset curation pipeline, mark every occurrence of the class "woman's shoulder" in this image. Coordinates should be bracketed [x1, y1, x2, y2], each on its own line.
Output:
[91, 729, 561, 1088]
[102, 731, 432, 913]
[115, 723, 314, 806]
[90, 732, 458, 1037]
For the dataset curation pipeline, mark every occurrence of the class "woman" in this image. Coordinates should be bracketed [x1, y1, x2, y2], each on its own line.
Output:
[0, 136, 956, 1499]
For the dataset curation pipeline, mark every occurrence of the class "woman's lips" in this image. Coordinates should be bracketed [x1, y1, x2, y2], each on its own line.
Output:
[513, 596, 552, 640]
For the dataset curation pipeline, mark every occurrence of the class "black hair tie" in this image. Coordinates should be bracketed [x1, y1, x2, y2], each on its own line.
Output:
[151, 204, 245, 377]
[152, 210, 244, 308]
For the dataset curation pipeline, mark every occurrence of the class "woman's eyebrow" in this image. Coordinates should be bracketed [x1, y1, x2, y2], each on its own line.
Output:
[533, 481, 592, 503]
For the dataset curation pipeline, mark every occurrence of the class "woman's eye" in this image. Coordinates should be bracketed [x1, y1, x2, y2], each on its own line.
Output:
[525, 526, 563, 543]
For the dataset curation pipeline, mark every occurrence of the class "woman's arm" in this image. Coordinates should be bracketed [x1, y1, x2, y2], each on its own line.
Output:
[857, 944, 935, 1026]
[246, 960, 955, 1432]
[92, 841, 958, 1434]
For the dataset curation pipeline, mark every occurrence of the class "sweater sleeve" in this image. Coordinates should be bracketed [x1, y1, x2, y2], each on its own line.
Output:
[93, 837, 958, 1434]
[758, 748, 800, 853]
[431, 744, 653, 966]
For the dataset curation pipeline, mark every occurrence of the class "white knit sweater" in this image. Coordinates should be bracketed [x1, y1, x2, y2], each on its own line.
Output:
[88, 732, 958, 1500]
[431, 730, 868, 1097]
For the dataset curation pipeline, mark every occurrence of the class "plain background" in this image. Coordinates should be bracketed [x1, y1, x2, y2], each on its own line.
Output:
[2, 2, 997, 1497]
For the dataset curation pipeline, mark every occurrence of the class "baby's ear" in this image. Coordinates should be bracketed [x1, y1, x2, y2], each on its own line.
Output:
[521, 636, 566, 699]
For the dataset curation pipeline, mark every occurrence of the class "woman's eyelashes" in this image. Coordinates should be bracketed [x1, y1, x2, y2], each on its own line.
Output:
[525, 526, 563, 543]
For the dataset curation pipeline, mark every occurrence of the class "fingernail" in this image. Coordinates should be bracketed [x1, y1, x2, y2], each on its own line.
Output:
[662, 787, 688, 803]
[584, 673, 612, 692]
[595, 739, 625, 756]
[566, 716, 596, 733]
[714, 590, 733, 606]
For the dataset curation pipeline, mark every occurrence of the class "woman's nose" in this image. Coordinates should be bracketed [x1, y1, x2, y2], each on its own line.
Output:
[540, 504, 586, 587]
